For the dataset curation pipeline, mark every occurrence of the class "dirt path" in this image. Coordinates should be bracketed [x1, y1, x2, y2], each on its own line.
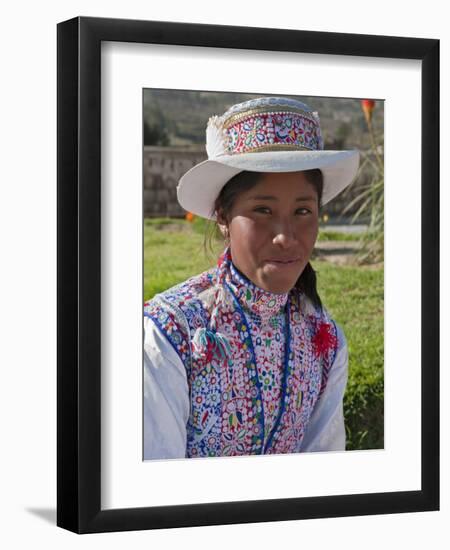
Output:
[313, 240, 383, 269]
[313, 240, 361, 265]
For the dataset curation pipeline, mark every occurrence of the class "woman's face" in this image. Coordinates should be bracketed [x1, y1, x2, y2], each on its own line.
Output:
[221, 171, 320, 294]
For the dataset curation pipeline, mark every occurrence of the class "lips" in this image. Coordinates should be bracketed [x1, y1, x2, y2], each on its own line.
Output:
[266, 257, 300, 264]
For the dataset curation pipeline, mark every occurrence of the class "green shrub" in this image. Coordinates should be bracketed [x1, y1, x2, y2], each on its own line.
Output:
[344, 370, 384, 450]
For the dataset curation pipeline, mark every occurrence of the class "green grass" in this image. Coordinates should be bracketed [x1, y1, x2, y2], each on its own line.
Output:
[311, 260, 384, 450]
[317, 230, 362, 241]
[144, 225, 219, 298]
[144, 218, 384, 451]
[144, 217, 184, 226]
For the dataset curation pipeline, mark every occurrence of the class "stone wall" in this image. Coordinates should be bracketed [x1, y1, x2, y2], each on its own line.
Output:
[143, 145, 374, 222]
[143, 146, 205, 218]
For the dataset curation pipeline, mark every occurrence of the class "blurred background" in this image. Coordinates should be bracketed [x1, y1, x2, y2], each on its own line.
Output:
[143, 89, 384, 452]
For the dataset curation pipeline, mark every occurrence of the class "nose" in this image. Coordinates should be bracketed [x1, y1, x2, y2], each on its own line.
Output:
[272, 220, 298, 248]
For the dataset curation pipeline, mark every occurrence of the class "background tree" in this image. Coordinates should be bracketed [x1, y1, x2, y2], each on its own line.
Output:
[143, 100, 171, 146]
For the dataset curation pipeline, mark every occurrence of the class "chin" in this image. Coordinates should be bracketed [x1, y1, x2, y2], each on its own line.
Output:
[262, 276, 297, 294]
[260, 266, 302, 293]
[272, 283, 296, 294]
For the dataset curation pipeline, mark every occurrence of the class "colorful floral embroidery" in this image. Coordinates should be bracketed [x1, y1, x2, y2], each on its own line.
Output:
[144, 251, 339, 457]
[226, 111, 323, 154]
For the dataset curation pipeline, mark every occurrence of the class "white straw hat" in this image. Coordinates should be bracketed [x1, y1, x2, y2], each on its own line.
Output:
[177, 96, 360, 220]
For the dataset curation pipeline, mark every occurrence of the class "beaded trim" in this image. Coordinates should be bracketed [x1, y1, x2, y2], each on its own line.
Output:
[233, 143, 312, 154]
[223, 96, 314, 117]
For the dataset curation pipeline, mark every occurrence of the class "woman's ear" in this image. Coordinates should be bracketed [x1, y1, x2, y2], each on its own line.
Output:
[218, 225, 229, 240]
[216, 208, 226, 226]
[216, 209, 229, 240]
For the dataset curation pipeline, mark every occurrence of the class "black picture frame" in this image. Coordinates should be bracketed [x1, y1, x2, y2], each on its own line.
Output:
[57, 16, 439, 534]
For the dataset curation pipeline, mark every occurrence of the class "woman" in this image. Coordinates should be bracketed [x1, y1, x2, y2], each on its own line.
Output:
[144, 96, 359, 459]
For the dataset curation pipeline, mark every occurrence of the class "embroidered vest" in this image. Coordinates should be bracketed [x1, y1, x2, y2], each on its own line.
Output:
[144, 256, 338, 458]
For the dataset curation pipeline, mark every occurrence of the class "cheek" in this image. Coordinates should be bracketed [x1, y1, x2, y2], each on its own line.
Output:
[229, 218, 263, 245]
[297, 216, 319, 241]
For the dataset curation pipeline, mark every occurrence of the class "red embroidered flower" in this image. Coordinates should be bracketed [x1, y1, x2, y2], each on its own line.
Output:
[312, 321, 337, 358]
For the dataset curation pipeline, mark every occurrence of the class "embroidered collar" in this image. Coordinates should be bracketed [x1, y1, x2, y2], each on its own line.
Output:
[225, 257, 289, 326]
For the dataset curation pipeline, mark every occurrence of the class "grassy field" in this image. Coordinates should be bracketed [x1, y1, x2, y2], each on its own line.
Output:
[144, 217, 384, 451]
[143, 217, 219, 299]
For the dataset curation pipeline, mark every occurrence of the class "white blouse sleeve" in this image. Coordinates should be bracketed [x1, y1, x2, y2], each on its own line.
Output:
[299, 322, 349, 453]
[143, 316, 190, 460]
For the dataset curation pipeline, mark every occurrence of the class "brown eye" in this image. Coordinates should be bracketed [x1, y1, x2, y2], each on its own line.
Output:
[254, 206, 271, 214]
[296, 208, 311, 215]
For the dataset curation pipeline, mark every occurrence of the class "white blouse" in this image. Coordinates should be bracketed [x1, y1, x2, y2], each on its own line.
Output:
[143, 315, 348, 460]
